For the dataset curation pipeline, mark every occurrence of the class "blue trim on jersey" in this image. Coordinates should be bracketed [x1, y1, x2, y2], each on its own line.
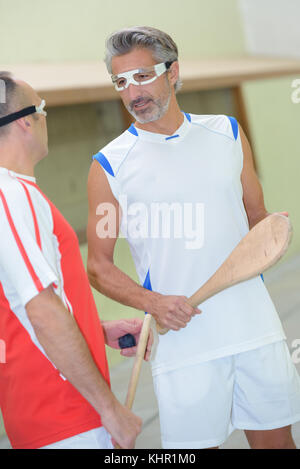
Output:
[228, 116, 239, 140]
[143, 269, 152, 291]
[93, 152, 115, 177]
[165, 134, 180, 141]
[143, 269, 152, 315]
[184, 112, 191, 122]
[261, 274, 264, 283]
[128, 123, 139, 136]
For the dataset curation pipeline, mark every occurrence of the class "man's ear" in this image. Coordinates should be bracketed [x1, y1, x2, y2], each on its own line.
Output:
[16, 117, 31, 131]
[168, 61, 179, 87]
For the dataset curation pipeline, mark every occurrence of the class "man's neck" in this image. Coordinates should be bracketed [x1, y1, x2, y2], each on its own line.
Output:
[0, 143, 35, 177]
[134, 99, 184, 136]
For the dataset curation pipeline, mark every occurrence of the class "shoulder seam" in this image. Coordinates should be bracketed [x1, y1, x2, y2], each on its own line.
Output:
[115, 134, 140, 177]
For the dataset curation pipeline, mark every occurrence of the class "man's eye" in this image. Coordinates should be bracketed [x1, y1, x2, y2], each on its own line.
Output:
[117, 78, 126, 87]
[137, 74, 151, 81]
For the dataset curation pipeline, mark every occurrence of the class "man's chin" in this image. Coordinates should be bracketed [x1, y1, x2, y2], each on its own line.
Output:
[130, 108, 162, 124]
[135, 115, 159, 124]
[37, 146, 49, 162]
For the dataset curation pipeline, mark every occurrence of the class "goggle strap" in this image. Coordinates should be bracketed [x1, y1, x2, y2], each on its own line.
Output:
[0, 106, 36, 128]
[154, 63, 167, 77]
[165, 61, 174, 69]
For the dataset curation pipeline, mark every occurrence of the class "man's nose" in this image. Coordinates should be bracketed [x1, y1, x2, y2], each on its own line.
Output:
[126, 83, 142, 101]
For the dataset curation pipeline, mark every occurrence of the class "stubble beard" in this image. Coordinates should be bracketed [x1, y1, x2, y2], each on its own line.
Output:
[126, 85, 172, 124]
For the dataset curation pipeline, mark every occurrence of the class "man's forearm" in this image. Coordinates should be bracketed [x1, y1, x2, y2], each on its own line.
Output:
[248, 210, 270, 230]
[88, 255, 201, 331]
[89, 258, 160, 313]
[27, 288, 117, 417]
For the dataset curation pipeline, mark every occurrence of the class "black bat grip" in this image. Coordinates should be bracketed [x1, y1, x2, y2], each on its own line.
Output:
[118, 333, 136, 349]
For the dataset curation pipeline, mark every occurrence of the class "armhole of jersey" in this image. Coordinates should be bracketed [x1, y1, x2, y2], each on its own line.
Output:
[227, 117, 244, 175]
[227, 116, 239, 141]
[92, 152, 121, 202]
[93, 152, 115, 177]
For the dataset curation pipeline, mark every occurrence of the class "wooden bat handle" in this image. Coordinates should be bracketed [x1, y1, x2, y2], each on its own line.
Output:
[114, 313, 152, 449]
[125, 313, 152, 409]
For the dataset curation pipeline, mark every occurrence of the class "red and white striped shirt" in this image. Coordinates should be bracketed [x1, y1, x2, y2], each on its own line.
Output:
[0, 167, 110, 449]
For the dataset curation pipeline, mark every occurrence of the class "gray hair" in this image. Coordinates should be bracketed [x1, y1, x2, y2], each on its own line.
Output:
[104, 26, 182, 93]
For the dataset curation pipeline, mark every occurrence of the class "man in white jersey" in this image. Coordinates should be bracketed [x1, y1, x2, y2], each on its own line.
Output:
[87, 27, 300, 449]
[0, 72, 153, 449]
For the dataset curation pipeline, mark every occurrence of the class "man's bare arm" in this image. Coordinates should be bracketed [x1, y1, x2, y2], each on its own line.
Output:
[26, 285, 141, 448]
[239, 124, 270, 229]
[87, 161, 155, 311]
[87, 161, 200, 331]
[239, 124, 288, 228]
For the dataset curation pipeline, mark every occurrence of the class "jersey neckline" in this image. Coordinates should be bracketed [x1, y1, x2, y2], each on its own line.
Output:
[128, 112, 191, 143]
[0, 167, 37, 183]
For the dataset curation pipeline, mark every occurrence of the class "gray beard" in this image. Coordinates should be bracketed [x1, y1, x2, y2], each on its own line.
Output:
[127, 90, 171, 124]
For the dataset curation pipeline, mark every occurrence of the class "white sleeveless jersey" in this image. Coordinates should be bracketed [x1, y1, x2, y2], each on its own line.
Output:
[93, 113, 286, 375]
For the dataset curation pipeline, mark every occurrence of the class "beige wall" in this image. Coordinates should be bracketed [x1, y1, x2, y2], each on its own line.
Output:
[243, 77, 300, 258]
[0, 0, 245, 63]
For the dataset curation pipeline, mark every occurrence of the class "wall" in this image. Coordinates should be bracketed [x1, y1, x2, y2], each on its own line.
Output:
[239, 0, 300, 58]
[237, 0, 300, 255]
[243, 77, 300, 242]
[0, 0, 245, 63]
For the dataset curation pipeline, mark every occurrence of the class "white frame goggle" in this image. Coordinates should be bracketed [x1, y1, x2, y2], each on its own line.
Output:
[35, 99, 47, 116]
[111, 62, 171, 91]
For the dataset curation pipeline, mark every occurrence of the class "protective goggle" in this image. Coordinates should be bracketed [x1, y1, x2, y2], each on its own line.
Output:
[111, 61, 173, 92]
[0, 99, 47, 128]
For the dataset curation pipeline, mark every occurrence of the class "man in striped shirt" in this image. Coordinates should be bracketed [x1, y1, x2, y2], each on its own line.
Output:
[0, 72, 151, 449]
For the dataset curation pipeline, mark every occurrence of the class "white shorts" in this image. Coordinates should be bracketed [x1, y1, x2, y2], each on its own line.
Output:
[39, 427, 114, 449]
[153, 340, 300, 449]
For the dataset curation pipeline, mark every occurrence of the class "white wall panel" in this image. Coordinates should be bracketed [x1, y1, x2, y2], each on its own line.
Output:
[239, 0, 300, 58]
